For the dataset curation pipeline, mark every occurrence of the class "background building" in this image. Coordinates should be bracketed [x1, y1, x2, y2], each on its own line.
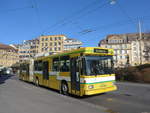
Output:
[131, 39, 150, 65]
[64, 38, 82, 51]
[99, 33, 150, 67]
[0, 43, 19, 67]
[38, 34, 67, 55]
[17, 34, 83, 59]
[18, 38, 39, 61]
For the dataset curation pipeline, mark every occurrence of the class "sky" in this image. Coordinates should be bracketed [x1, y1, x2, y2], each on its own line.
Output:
[0, 0, 150, 47]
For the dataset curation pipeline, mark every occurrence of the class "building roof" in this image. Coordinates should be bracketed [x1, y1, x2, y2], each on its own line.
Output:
[65, 38, 78, 41]
[99, 33, 150, 45]
[0, 43, 17, 51]
[106, 33, 150, 39]
[40, 34, 66, 37]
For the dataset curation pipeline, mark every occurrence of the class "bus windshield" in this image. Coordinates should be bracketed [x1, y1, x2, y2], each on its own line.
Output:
[85, 56, 114, 75]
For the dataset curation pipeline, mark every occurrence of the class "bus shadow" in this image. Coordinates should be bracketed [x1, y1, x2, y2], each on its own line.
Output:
[0, 74, 14, 84]
[70, 93, 106, 99]
[21, 80, 60, 94]
[20, 80, 106, 99]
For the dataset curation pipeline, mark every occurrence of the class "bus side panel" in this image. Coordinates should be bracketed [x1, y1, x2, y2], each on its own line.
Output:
[49, 76, 60, 90]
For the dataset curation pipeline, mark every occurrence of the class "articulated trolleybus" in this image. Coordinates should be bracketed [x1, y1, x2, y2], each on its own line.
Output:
[19, 47, 117, 96]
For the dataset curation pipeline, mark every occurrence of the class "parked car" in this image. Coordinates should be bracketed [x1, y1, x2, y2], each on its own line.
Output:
[1, 68, 13, 75]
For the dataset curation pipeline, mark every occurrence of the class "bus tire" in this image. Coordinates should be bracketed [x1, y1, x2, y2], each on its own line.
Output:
[61, 81, 69, 95]
[35, 78, 39, 86]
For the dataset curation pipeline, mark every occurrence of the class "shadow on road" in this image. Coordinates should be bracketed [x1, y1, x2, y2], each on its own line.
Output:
[70, 93, 106, 99]
[0, 74, 14, 84]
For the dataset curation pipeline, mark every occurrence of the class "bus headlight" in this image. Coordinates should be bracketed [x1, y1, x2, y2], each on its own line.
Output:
[88, 85, 94, 89]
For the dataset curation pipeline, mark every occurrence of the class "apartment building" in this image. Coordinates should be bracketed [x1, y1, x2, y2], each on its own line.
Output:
[38, 35, 67, 54]
[0, 43, 19, 67]
[17, 34, 83, 59]
[99, 33, 150, 67]
[131, 38, 150, 65]
[64, 38, 82, 51]
[18, 38, 39, 61]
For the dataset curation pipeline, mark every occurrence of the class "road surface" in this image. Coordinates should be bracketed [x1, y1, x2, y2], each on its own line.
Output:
[0, 75, 150, 113]
[0, 75, 107, 113]
[81, 82, 150, 113]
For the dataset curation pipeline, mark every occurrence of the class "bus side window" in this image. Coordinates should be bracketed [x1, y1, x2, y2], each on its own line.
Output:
[60, 56, 70, 72]
[52, 58, 59, 71]
[81, 58, 86, 75]
[34, 60, 42, 71]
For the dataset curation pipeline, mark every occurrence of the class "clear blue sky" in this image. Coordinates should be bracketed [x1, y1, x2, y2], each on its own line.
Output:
[0, 0, 150, 46]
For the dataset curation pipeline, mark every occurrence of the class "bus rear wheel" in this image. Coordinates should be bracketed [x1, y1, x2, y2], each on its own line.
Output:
[61, 82, 69, 95]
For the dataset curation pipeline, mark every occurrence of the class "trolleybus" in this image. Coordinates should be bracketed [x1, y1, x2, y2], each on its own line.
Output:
[19, 47, 117, 96]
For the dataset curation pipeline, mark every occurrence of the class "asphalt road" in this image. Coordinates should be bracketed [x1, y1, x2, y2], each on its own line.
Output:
[0, 75, 150, 113]
[81, 82, 150, 113]
[0, 75, 107, 113]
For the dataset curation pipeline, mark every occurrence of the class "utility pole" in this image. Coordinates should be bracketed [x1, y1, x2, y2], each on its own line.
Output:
[138, 20, 142, 65]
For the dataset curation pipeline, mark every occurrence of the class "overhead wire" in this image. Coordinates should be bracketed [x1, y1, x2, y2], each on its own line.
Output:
[46, 0, 109, 34]
[116, 1, 137, 27]
[31, 0, 42, 32]
[76, 15, 150, 36]
[41, 0, 104, 34]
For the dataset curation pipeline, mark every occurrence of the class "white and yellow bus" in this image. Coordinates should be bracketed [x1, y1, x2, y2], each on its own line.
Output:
[19, 47, 117, 96]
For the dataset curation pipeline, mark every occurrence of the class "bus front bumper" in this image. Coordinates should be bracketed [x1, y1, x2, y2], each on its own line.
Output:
[84, 85, 117, 95]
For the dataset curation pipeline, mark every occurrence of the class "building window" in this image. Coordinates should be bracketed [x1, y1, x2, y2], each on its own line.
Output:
[42, 43, 44, 46]
[45, 38, 48, 41]
[42, 48, 44, 52]
[120, 56, 122, 59]
[45, 43, 48, 46]
[42, 38, 44, 41]
[120, 50, 122, 54]
[58, 42, 61, 46]
[34, 60, 43, 71]
[133, 47, 136, 51]
[50, 38, 53, 41]
[58, 47, 61, 51]
[54, 42, 57, 46]
[134, 52, 137, 56]
[54, 47, 57, 51]
[55, 37, 57, 41]
[59, 37, 61, 40]
[49, 48, 52, 51]
[45, 48, 48, 51]
[50, 42, 52, 46]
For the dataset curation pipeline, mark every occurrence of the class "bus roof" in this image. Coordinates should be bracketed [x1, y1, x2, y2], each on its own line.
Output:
[34, 47, 114, 60]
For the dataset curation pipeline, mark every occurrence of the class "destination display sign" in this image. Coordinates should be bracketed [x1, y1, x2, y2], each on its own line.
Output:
[94, 49, 108, 53]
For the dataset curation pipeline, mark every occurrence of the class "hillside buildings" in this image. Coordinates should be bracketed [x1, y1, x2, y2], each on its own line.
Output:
[99, 33, 150, 67]
[0, 43, 19, 67]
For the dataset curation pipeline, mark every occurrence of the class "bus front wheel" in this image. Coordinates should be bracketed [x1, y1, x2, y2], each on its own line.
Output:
[61, 82, 69, 95]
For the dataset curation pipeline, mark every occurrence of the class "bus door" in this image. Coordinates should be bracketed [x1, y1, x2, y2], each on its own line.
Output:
[43, 61, 49, 87]
[70, 57, 80, 95]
